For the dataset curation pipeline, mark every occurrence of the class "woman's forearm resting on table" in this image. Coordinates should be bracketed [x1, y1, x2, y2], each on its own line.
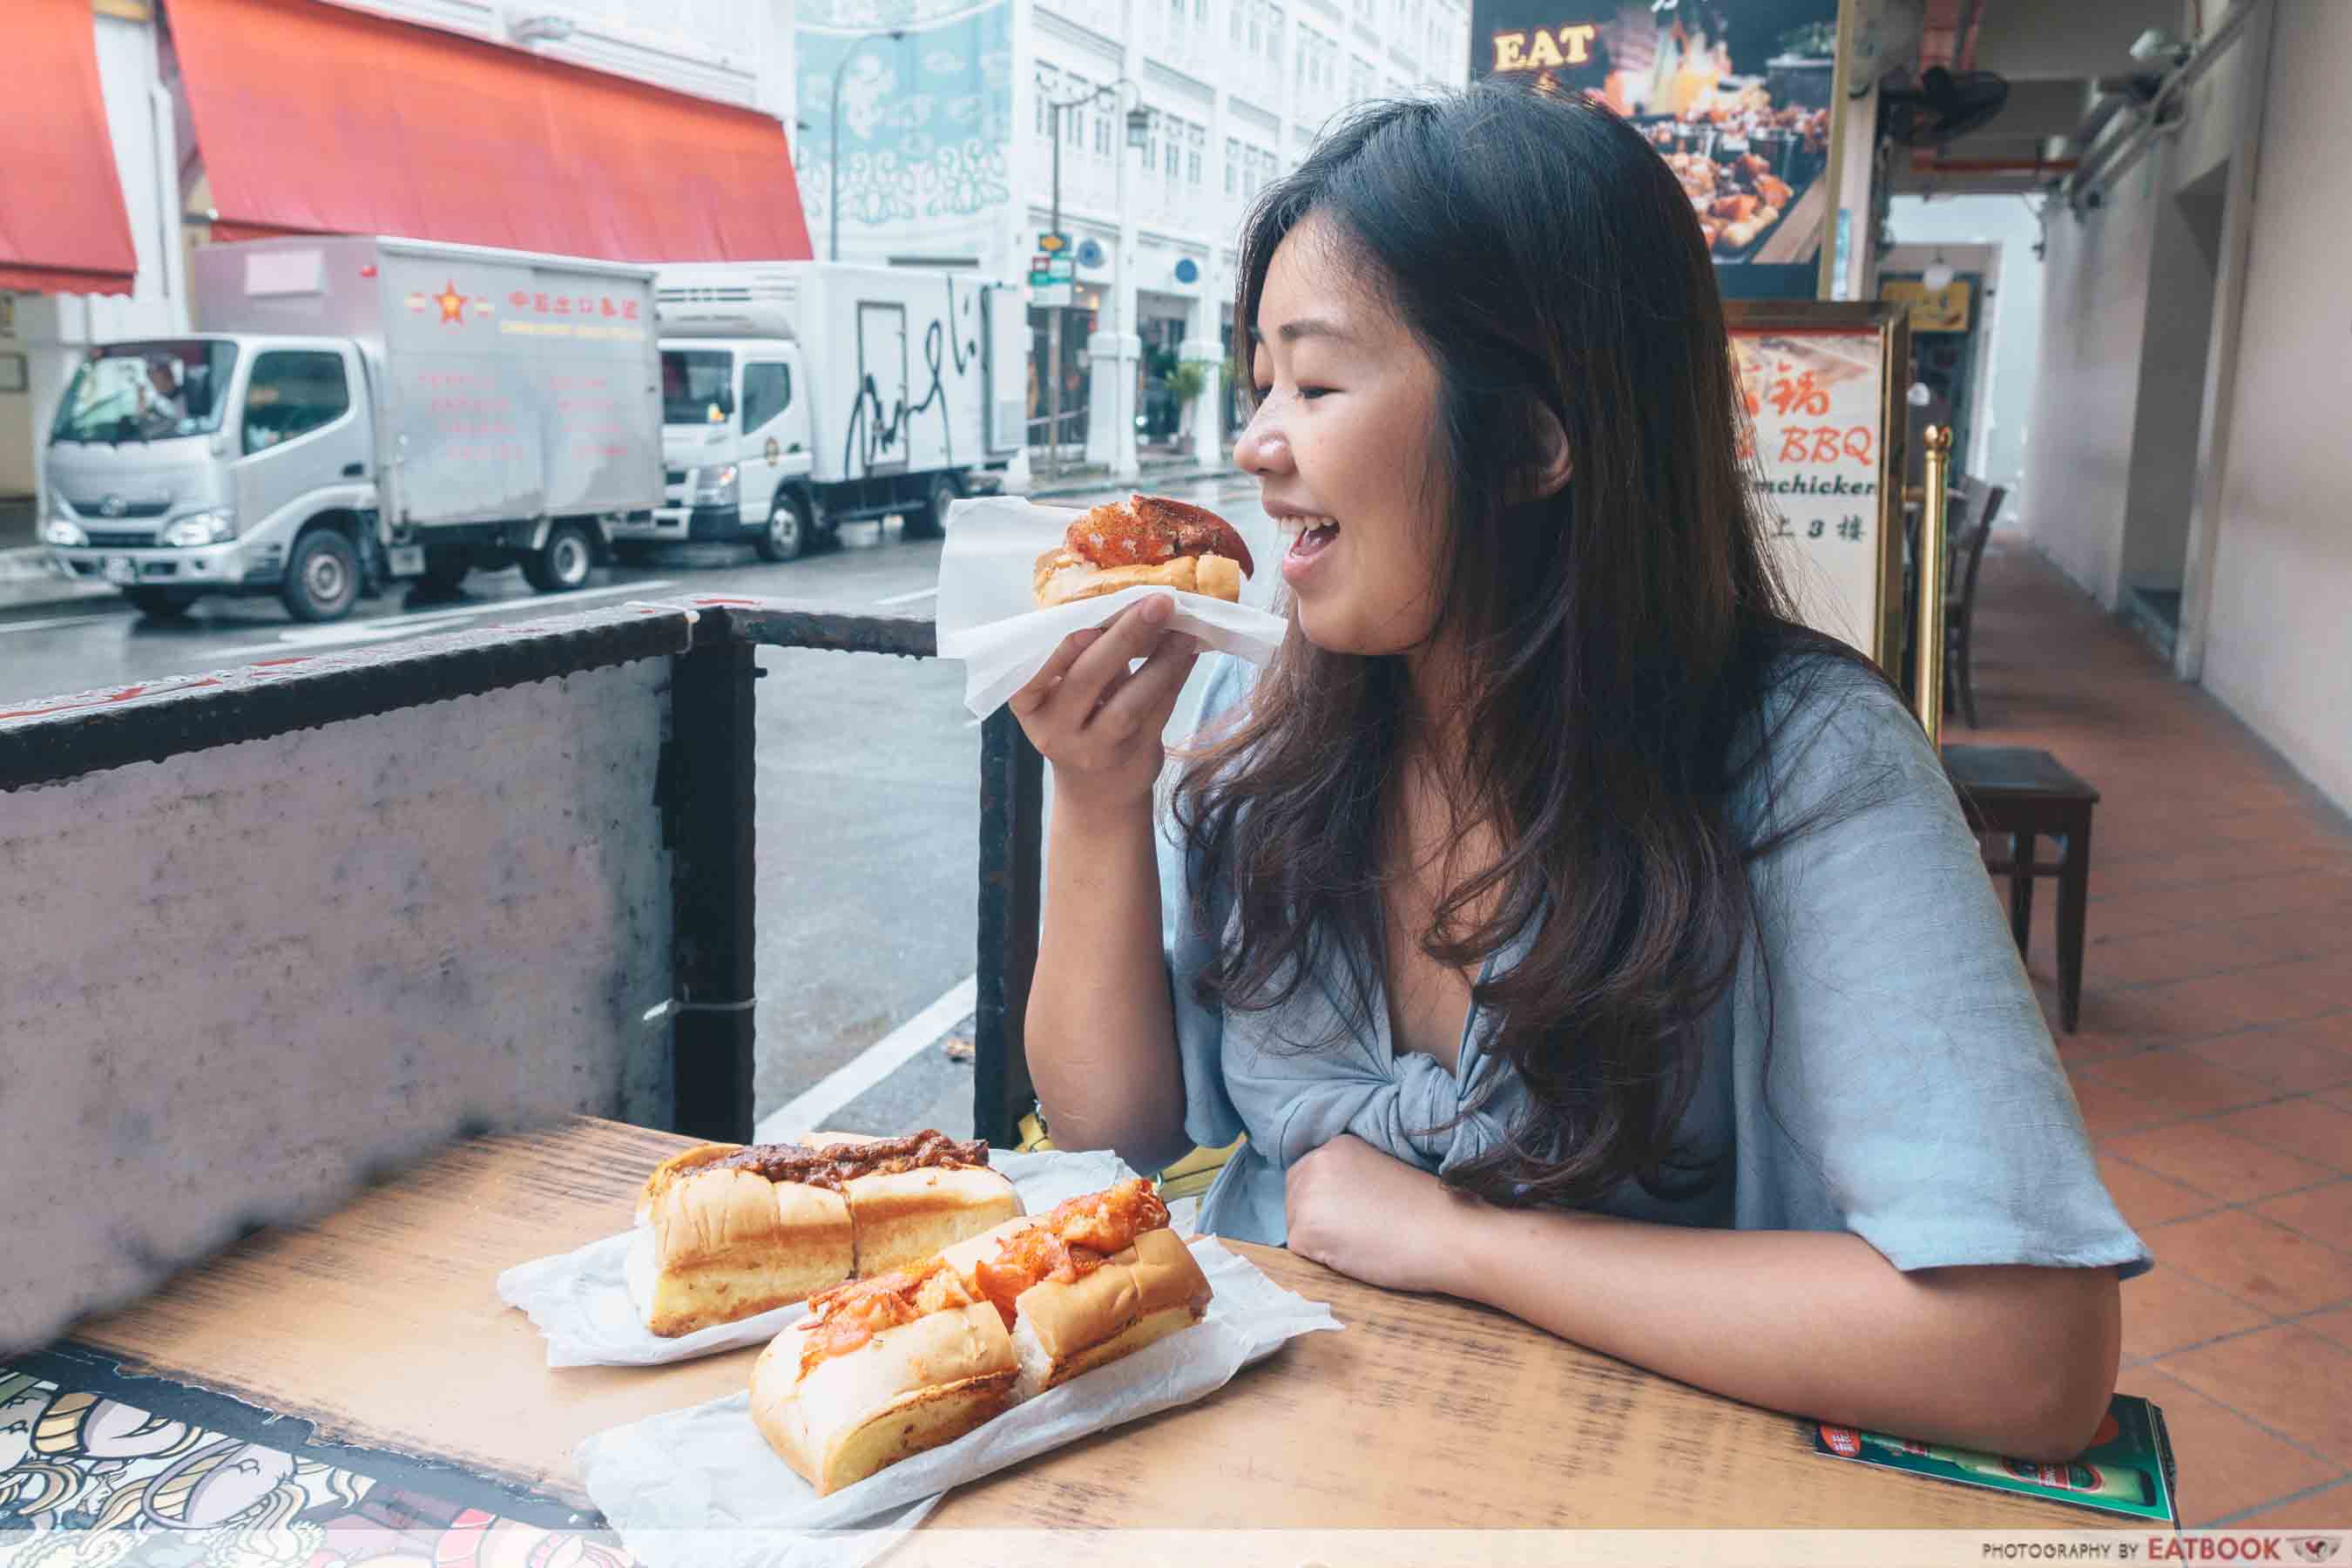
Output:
[1286, 1139, 2118, 1462]
[1444, 1200, 2123, 1462]
[1023, 798, 1193, 1173]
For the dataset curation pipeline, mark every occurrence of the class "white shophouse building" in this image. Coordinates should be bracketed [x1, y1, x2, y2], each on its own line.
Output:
[800, 0, 1470, 475]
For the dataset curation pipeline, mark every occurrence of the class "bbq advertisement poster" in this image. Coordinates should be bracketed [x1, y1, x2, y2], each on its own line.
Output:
[1731, 317, 1901, 667]
[1468, 0, 1846, 299]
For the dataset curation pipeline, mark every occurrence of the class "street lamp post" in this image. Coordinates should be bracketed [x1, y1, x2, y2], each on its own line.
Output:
[830, 29, 906, 263]
[1035, 75, 1148, 480]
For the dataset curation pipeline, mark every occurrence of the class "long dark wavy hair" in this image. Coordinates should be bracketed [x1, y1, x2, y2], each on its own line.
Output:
[1173, 83, 1889, 1209]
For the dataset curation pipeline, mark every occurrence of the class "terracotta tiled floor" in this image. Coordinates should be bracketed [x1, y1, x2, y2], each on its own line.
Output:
[1956, 534, 2352, 1527]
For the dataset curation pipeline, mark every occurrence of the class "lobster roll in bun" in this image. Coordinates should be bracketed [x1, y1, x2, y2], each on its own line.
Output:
[1032, 494, 1254, 607]
[750, 1258, 1017, 1496]
[939, 1178, 1213, 1400]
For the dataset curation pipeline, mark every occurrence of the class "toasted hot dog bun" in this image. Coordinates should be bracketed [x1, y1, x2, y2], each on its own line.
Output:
[1031, 547, 1243, 607]
[626, 1165, 853, 1338]
[625, 1133, 1020, 1338]
[844, 1166, 1024, 1278]
[750, 1274, 1017, 1496]
[635, 1141, 744, 1226]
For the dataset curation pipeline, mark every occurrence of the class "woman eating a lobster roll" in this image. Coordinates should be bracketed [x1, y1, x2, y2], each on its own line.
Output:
[1004, 83, 2146, 1465]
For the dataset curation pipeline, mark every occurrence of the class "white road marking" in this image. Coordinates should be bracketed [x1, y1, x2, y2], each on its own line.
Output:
[0, 612, 122, 637]
[753, 974, 978, 1144]
[872, 585, 937, 607]
[199, 580, 675, 662]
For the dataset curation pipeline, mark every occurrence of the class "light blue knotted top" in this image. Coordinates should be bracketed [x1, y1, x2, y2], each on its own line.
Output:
[1156, 653, 2149, 1281]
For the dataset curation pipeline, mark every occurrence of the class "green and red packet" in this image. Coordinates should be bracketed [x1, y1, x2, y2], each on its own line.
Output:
[1812, 1394, 2180, 1525]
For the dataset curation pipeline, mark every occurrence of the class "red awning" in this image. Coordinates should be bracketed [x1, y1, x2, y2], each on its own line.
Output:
[167, 0, 813, 263]
[1, 0, 139, 294]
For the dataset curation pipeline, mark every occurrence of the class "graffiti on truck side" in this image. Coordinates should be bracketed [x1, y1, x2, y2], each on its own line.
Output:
[840, 277, 982, 479]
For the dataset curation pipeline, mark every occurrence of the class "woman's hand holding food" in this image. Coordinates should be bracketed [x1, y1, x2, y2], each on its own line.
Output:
[1005, 594, 1201, 819]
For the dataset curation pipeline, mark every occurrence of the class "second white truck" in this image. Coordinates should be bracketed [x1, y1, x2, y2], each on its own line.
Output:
[636, 263, 1028, 560]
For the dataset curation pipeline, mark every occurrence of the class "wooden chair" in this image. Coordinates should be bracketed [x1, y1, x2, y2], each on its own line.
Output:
[1941, 744, 2099, 1033]
[1943, 481, 2005, 728]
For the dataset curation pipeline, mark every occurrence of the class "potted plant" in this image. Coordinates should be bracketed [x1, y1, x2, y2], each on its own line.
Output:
[1167, 359, 1209, 441]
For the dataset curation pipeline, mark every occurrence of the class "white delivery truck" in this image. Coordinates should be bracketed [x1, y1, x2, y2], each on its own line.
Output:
[42, 236, 664, 621]
[635, 262, 1027, 561]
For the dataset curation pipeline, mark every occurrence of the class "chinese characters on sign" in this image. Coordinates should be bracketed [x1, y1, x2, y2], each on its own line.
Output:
[507, 291, 641, 321]
[405, 368, 637, 465]
[554, 373, 633, 461]
[410, 368, 525, 465]
[1734, 328, 1887, 658]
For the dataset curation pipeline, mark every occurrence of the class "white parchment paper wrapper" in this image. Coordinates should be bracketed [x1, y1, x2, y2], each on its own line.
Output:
[934, 496, 1287, 720]
[574, 1236, 1342, 1568]
[497, 1149, 1139, 1368]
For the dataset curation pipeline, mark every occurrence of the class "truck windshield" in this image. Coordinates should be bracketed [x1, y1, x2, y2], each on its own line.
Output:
[661, 348, 734, 426]
[51, 341, 240, 443]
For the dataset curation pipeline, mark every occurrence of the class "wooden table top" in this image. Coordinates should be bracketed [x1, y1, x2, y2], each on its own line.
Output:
[60, 1117, 2119, 1531]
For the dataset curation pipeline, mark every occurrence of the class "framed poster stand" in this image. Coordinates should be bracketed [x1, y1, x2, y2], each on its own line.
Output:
[1725, 299, 1944, 743]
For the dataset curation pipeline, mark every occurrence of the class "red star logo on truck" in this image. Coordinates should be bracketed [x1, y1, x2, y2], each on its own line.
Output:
[435, 281, 467, 323]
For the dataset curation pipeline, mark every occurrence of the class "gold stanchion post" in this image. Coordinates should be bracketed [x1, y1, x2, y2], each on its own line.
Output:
[1914, 425, 1953, 746]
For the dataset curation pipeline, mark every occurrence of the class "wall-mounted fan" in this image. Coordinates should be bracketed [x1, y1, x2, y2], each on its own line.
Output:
[1877, 66, 2011, 147]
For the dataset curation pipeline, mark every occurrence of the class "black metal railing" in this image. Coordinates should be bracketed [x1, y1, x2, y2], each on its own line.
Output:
[713, 603, 1038, 1147]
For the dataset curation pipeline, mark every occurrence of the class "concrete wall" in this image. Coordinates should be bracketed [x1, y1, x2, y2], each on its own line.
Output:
[2021, 0, 2352, 812]
[2020, 146, 2162, 604]
[2116, 169, 2219, 597]
[2196, 0, 2352, 810]
[0, 661, 672, 1352]
[2019, 0, 2267, 608]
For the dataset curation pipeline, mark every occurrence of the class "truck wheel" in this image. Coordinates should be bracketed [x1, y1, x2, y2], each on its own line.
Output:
[524, 520, 596, 592]
[281, 528, 361, 622]
[757, 490, 809, 563]
[903, 474, 957, 540]
[122, 587, 199, 619]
